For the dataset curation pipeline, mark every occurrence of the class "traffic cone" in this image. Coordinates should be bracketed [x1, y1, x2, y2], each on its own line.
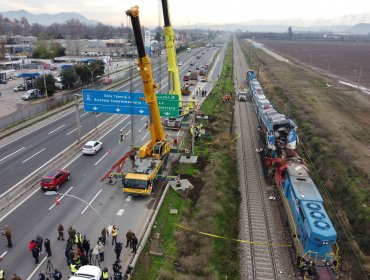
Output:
[55, 196, 60, 205]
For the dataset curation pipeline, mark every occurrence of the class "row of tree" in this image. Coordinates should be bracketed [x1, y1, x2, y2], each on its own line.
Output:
[34, 61, 105, 96]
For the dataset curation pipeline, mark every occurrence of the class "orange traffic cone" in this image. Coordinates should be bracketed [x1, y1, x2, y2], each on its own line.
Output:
[56, 196, 60, 205]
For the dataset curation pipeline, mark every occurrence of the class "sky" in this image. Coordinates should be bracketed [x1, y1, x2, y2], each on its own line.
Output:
[2, 0, 370, 27]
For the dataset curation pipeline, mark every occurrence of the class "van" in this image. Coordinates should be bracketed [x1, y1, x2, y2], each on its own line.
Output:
[21, 89, 43, 101]
[187, 48, 191, 53]
[238, 89, 248, 102]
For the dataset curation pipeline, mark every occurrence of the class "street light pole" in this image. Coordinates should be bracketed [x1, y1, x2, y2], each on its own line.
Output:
[75, 94, 81, 143]
[357, 63, 363, 88]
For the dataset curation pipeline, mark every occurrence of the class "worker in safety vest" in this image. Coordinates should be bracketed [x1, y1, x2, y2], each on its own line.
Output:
[0, 269, 5, 280]
[111, 225, 118, 245]
[102, 268, 109, 280]
[70, 262, 78, 274]
[74, 232, 83, 246]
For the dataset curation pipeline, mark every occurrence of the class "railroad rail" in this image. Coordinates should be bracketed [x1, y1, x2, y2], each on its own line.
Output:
[233, 35, 298, 279]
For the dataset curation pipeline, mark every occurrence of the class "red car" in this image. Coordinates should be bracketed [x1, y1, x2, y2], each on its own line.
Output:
[40, 169, 70, 191]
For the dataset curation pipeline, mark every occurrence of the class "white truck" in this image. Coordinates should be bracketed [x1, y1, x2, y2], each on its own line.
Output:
[238, 89, 248, 102]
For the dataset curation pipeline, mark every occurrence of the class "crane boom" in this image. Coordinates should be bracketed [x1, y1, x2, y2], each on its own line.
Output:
[161, 0, 182, 107]
[126, 6, 170, 159]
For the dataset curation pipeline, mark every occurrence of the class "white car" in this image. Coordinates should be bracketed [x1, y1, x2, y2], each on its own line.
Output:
[178, 61, 182, 66]
[82, 141, 103, 155]
[69, 265, 102, 280]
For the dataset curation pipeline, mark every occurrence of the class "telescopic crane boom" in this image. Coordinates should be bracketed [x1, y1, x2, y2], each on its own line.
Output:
[126, 6, 170, 160]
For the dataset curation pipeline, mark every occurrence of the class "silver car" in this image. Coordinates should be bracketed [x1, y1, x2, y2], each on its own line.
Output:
[82, 140, 103, 155]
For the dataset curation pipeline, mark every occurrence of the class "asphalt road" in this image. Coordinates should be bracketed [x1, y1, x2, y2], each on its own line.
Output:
[0, 38, 228, 278]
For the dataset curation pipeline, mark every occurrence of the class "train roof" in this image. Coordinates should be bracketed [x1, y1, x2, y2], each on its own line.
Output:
[287, 162, 323, 202]
[287, 162, 337, 239]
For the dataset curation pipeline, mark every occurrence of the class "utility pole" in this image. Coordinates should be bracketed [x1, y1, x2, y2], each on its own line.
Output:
[357, 63, 363, 88]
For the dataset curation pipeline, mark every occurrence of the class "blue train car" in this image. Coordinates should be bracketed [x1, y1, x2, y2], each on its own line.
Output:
[275, 160, 339, 277]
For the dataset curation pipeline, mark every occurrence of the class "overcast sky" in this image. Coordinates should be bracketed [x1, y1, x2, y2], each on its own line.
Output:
[2, 0, 370, 26]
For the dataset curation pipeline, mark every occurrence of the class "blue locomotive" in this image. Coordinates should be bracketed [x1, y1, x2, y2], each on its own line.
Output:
[274, 158, 339, 277]
[247, 71, 339, 278]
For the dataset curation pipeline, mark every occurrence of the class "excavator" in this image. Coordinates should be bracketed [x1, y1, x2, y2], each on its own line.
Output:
[160, 0, 195, 126]
[100, 6, 170, 196]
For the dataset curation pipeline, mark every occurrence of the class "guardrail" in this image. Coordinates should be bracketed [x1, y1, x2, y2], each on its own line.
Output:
[0, 114, 121, 212]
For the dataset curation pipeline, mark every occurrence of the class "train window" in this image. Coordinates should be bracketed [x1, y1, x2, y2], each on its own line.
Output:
[297, 178, 306, 181]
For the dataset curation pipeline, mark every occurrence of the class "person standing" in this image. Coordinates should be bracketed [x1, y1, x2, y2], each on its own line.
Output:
[82, 238, 91, 254]
[74, 232, 83, 246]
[102, 268, 109, 280]
[101, 227, 108, 245]
[1, 226, 12, 248]
[125, 230, 134, 248]
[97, 242, 104, 262]
[111, 226, 118, 245]
[70, 262, 77, 275]
[44, 238, 52, 257]
[36, 236, 43, 254]
[0, 269, 5, 280]
[52, 269, 62, 280]
[57, 224, 64, 241]
[68, 226, 76, 241]
[31, 246, 40, 264]
[131, 235, 138, 253]
[114, 242, 122, 261]
[38, 271, 45, 280]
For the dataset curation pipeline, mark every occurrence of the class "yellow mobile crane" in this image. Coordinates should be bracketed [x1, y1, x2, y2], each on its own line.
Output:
[121, 6, 170, 195]
[161, 0, 195, 122]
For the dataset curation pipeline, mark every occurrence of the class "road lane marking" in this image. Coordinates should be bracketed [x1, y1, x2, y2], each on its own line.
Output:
[138, 124, 147, 133]
[140, 116, 146, 120]
[0, 111, 74, 150]
[22, 148, 46, 163]
[94, 151, 109, 166]
[48, 124, 65, 134]
[81, 189, 102, 214]
[95, 113, 102, 118]
[67, 126, 82, 135]
[0, 251, 7, 258]
[0, 147, 25, 162]
[81, 112, 88, 117]
[116, 209, 125, 216]
[126, 195, 132, 202]
[0, 188, 40, 223]
[48, 186, 74, 211]
[122, 121, 131, 130]
[176, 130, 181, 136]
[141, 131, 149, 142]
[26, 256, 47, 280]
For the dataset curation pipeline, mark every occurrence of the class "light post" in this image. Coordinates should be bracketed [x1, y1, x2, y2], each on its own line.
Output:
[41, 65, 48, 97]
[357, 63, 363, 88]
[307, 54, 312, 66]
[81, 63, 105, 88]
[323, 59, 330, 73]
[75, 94, 81, 143]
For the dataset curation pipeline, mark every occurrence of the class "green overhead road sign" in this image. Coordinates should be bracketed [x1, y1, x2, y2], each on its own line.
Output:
[157, 94, 179, 117]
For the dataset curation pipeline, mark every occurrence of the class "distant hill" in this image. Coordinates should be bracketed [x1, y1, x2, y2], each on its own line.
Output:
[0, 9, 99, 25]
[346, 23, 370, 35]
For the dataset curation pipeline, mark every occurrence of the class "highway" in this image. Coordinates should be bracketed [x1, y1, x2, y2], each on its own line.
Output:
[0, 39, 228, 278]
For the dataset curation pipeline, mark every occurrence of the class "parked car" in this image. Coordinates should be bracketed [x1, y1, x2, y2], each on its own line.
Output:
[82, 140, 103, 155]
[21, 89, 42, 101]
[55, 82, 64, 90]
[201, 76, 208, 82]
[178, 61, 182, 66]
[69, 265, 102, 280]
[14, 84, 26, 92]
[102, 78, 112, 85]
[40, 169, 70, 191]
[0, 79, 7, 84]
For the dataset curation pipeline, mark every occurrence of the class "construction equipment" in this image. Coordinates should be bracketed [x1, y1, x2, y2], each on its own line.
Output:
[161, 0, 195, 118]
[118, 5, 170, 195]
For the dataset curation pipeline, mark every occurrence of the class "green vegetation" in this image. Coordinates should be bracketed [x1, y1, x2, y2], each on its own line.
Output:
[32, 43, 65, 59]
[133, 40, 240, 279]
[241, 40, 370, 278]
[35, 74, 56, 96]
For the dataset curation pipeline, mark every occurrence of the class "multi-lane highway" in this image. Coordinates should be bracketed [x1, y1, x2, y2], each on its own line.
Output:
[0, 37, 228, 278]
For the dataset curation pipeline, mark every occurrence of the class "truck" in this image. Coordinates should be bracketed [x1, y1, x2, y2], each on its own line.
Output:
[189, 71, 198, 86]
[246, 70, 257, 85]
[21, 89, 45, 101]
[120, 6, 171, 196]
[238, 88, 248, 102]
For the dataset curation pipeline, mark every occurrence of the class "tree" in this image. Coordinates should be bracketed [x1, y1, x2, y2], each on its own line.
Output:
[35, 74, 56, 96]
[61, 68, 77, 89]
[288, 26, 293, 40]
[74, 61, 105, 85]
[32, 44, 50, 59]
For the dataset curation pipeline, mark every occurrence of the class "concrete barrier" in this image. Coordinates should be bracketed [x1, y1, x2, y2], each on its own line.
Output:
[0, 114, 121, 211]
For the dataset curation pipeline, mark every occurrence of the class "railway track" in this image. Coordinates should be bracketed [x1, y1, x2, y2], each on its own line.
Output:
[233, 35, 298, 279]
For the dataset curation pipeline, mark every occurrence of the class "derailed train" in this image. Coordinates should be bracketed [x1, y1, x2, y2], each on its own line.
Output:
[246, 70, 339, 278]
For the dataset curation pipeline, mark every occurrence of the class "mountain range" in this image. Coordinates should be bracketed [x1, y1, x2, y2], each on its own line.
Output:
[0, 9, 98, 26]
[1, 9, 370, 34]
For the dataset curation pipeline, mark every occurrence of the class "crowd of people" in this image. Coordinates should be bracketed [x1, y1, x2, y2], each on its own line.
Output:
[1, 224, 139, 280]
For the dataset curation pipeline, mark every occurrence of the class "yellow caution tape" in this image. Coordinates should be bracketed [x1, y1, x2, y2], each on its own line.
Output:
[175, 224, 292, 247]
